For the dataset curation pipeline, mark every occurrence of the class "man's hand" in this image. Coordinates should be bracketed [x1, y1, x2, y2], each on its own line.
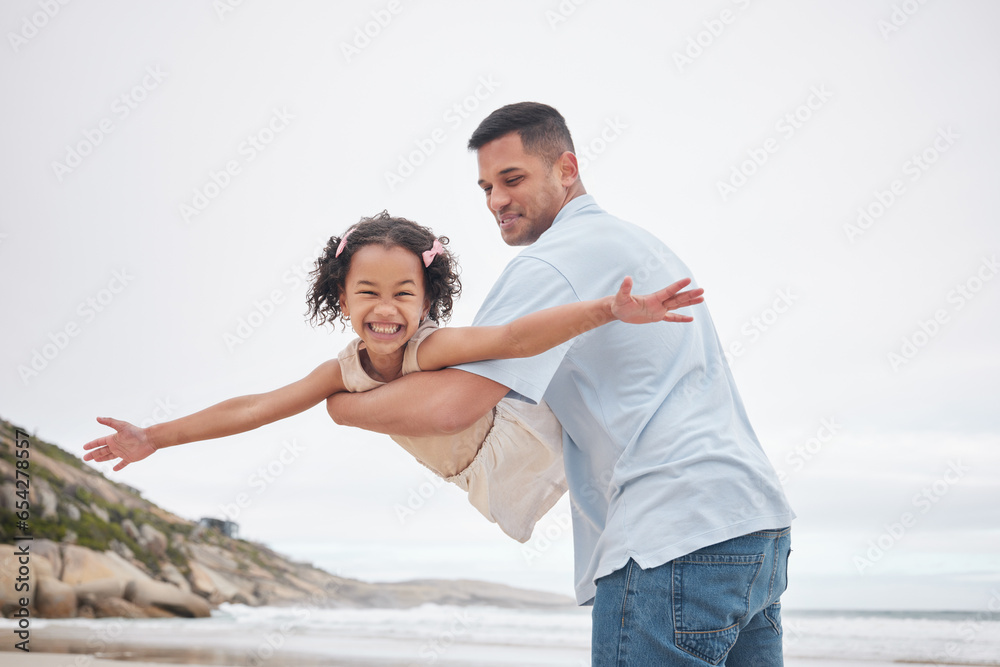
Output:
[611, 276, 705, 324]
[83, 416, 157, 471]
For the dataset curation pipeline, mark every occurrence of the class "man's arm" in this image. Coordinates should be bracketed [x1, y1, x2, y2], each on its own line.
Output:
[326, 368, 509, 437]
[416, 277, 702, 371]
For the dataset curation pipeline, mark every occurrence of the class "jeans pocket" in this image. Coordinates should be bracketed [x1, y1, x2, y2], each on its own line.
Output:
[778, 547, 791, 597]
[764, 600, 782, 634]
[672, 553, 765, 665]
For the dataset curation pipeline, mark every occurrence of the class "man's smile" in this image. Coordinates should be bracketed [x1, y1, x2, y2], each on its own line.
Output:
[499, 212, 521, 230]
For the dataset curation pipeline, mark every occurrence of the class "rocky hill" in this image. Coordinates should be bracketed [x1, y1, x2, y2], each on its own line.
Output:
[0, 417, 572, 619]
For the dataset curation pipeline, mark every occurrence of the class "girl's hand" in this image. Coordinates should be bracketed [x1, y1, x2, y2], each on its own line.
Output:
[611, 276, 705, 324]
[82, 417, 157, 471]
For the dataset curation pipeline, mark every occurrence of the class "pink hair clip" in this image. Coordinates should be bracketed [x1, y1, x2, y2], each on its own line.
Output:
[422, 239, 444, 267]
[334, 228, 354, 258]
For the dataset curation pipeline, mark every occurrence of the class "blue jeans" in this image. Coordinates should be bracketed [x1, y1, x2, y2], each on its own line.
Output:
[592, 528, 791, 666]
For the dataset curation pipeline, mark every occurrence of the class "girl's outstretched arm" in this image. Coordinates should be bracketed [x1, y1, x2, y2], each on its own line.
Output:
[83, 359, 346, 471]
[416, 276, 704, 371]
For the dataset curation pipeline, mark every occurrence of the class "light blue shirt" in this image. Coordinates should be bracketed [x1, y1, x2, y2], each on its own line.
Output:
[456, 195, 795, 604]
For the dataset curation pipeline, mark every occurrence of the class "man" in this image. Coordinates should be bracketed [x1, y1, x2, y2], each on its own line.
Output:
[327, 102, 795, 665]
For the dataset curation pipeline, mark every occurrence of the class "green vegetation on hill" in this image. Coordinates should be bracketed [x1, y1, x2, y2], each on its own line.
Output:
[0, 416, 330, 593]
[0, 416, 576, 614]
[0, 418, 191, 574]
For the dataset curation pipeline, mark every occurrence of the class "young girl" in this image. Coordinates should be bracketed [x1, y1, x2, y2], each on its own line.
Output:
[83, 212, 703, 542]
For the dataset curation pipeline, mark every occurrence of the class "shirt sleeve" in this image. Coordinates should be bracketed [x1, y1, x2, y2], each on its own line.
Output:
[452, 256, 579, 404]
[337, 337, 383, 393]
[402, 318, 440, 374]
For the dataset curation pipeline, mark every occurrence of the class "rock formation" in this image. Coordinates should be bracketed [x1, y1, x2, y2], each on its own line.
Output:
[0, 417, 573, 619]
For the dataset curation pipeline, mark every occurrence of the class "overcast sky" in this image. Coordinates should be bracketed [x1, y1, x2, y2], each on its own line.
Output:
[2, 0, 998, 611]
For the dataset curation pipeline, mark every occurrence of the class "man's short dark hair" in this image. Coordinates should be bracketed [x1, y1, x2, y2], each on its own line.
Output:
[467, 102, 575, 165]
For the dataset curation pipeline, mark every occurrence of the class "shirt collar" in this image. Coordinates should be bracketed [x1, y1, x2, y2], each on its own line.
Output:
[551, 194, 598, 229]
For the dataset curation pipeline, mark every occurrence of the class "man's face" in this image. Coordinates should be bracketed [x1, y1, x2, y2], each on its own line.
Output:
[476, 132, 569, 246]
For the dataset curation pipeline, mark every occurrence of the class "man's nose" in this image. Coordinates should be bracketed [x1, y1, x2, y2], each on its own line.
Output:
[489, 185, 510, 212]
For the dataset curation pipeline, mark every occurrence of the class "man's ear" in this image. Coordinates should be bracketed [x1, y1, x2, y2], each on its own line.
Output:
[556, 151, 580, 187]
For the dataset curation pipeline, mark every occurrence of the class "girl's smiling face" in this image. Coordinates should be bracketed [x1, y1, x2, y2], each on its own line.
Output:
[339, 244, 429, 361]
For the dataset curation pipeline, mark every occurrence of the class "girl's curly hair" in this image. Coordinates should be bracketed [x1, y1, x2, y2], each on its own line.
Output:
[307, 211, 462, 328]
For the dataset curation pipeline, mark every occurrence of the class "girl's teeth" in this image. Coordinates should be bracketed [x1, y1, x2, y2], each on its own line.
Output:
[370, 323, 401, 334]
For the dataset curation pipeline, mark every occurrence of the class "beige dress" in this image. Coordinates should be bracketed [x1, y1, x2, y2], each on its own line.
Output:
[337, 320, 567, 543]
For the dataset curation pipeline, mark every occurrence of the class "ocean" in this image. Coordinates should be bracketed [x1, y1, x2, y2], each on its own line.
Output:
[4, 605, 999, 665]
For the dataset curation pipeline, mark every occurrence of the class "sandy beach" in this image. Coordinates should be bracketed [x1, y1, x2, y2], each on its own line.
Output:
[4, 604, 997, 666]
[0, 652, 905, 667]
